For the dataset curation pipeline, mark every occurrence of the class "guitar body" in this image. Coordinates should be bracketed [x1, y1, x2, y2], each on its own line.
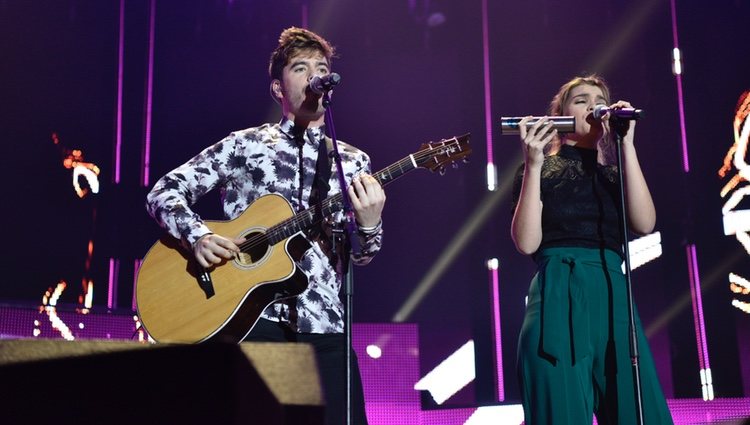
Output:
[136, 194, 310, 343]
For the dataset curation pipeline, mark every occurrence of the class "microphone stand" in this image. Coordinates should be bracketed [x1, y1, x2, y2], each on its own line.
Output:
[612, 116, 645, 425]
[321, 90, 360, 425]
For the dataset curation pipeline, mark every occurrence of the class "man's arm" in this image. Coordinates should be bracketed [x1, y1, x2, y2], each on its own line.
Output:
[349, 172, 385, 265]
[343, 150, 385, 266]
[145, 137, 242, 266]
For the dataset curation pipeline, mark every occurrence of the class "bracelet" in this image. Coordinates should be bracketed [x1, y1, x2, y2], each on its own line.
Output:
[357, 220, 382, 233]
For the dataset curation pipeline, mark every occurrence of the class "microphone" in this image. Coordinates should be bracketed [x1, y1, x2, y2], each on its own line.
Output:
[309, 73, 341, 94]
[500, 116, 576, 135]
[592, 105, 644, 120]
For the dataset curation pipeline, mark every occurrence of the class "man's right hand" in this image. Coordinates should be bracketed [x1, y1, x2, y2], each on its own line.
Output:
[193, 233, 246, 268]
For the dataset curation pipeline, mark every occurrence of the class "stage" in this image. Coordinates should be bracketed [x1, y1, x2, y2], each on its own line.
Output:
[1, 304, 748, 424]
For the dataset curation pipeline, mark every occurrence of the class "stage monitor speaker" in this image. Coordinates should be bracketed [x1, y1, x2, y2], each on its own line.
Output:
[0, 339, 324, 425]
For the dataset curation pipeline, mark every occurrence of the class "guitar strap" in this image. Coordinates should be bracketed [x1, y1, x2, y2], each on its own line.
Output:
[306, 131, 351, 272]
[291, 128, 332, 211]
[292, 128, 306, 212]
[307, 129, 332, 208]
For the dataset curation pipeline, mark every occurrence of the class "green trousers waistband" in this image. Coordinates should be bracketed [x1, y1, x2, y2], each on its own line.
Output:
[535, 247, 623, 365]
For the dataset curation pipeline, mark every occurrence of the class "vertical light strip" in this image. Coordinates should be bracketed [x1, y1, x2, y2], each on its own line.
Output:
[114, 0, 125, 183]
[83, 279, 94, 310]
[133, 259, 142, 311]
[669, 0, 690, 172]
[672, 0, 713, 400]
[301, 3, 309, 29]
[141, 0, 156, 187]
[480, 0, 496, 191]
[487, 258, 505, 401]
[108, 258, 120, 310]
[686, 244, 714, 400]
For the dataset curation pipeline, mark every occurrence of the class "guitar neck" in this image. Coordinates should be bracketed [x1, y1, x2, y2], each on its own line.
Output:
[266, 155, 418, 245]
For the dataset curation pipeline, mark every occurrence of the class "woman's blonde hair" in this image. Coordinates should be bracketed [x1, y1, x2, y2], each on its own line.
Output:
[548, 75, 616, 165]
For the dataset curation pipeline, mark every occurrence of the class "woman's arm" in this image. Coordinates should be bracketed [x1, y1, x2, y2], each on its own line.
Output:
[511, 117, 557, 255]
[609, 101, 656, 235]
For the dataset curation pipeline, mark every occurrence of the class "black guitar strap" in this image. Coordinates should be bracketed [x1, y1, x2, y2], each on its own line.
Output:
[307, 129, 332, 208]
[305, 131, 350, 272]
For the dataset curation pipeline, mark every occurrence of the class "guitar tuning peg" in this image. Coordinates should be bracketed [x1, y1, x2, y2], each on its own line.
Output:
[439, 166, 446, 176]
[462, 158, 470, 163]
[452, 162, 459, 169]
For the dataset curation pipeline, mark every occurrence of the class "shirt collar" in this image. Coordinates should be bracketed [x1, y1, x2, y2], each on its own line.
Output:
[278, 118, 326, 147]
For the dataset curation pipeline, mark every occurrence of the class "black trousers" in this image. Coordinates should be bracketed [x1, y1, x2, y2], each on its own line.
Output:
[245, 319, 369, 425]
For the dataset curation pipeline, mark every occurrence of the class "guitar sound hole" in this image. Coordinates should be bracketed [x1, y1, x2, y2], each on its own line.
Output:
[236, 231, 270, 266]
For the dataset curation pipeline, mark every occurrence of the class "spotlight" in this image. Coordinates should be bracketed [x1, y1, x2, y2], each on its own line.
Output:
[426, 12, 446, 27]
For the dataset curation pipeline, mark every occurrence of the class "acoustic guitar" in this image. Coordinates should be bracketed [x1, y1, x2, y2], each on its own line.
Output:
[135, 134, 471, 343]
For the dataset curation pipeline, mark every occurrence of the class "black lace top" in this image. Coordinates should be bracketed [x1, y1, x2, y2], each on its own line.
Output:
[512, 144, 624, 259]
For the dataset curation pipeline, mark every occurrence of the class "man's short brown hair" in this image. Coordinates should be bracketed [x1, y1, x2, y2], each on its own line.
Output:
[268, 27, 336, 80]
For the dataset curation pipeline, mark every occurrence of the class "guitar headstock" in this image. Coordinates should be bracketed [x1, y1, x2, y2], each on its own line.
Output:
[416, 133, 472, 173]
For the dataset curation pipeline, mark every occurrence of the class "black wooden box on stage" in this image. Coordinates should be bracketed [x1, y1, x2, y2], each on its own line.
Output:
[0, 339, 324, 424]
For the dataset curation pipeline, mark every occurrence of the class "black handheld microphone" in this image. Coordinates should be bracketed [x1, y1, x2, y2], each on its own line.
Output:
[593, 105, 644, 120]
[309, 73, 341, 94]
[500, 116, 576, 135]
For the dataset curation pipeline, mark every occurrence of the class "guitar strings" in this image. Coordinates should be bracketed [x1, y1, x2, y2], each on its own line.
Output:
[235, 139, 465, 253]
[236, 139, 462, 252]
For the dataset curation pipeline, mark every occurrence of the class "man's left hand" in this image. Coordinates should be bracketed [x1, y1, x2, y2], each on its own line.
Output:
[348, 174, 385, 228]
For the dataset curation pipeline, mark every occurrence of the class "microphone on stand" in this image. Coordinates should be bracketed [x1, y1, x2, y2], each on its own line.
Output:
[592, 105, 644, 120]
[309, 73, 342, 94]
[500, 116, 576, 135]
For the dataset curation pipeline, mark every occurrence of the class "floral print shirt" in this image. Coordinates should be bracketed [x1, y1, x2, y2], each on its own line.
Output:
[146, 119, 383, 333]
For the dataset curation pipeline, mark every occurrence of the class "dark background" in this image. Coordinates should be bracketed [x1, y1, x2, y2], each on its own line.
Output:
[2, 0, 749, 405]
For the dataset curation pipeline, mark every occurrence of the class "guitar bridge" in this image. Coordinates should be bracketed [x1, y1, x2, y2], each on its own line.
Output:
[197, 268, 215, 299]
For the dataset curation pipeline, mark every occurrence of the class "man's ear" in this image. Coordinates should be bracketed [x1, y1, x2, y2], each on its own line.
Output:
[270, 79, 283, 103]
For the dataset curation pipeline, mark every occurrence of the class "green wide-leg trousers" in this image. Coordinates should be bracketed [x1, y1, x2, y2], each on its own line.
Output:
[517, 247, 673, 425]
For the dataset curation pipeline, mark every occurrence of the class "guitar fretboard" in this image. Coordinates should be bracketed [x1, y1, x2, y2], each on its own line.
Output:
[265, 138, 463, 245]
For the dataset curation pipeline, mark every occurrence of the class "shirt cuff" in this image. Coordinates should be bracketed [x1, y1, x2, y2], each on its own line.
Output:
[183, 224, 213, 248]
